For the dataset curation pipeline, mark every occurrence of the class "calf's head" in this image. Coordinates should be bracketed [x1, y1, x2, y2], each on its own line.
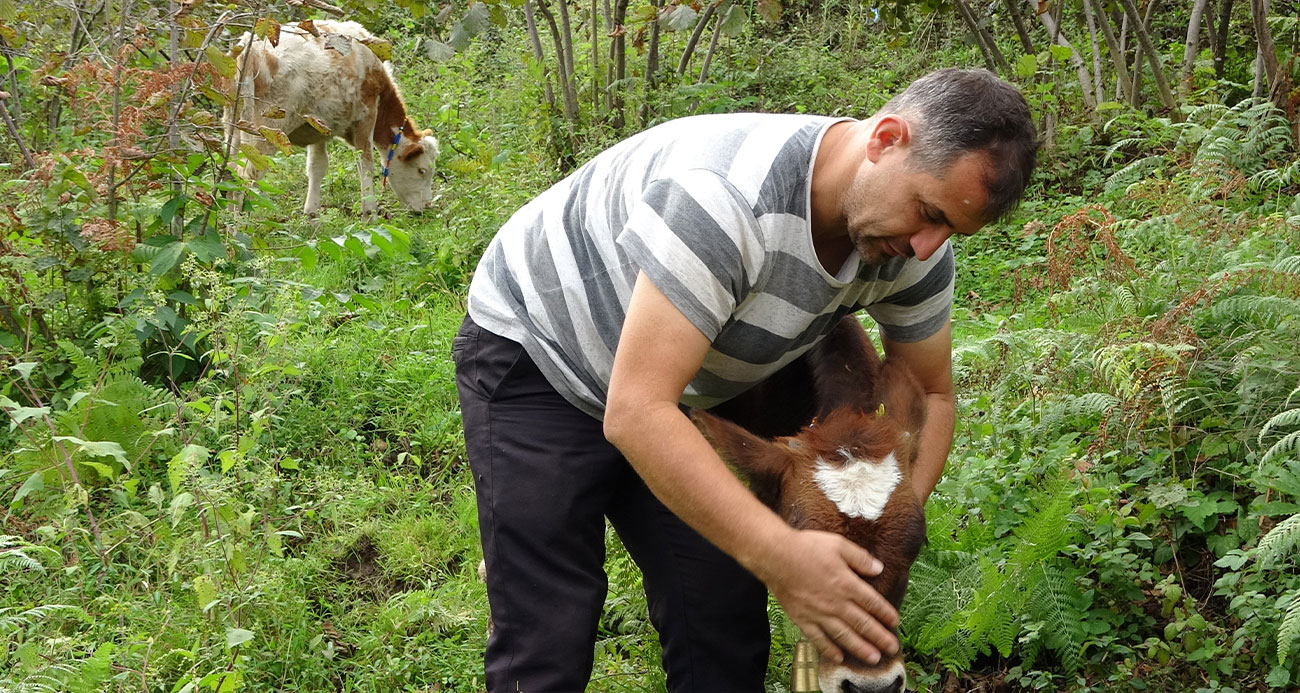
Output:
[692, 359, 928, 693]
[387, 128, 440, 211]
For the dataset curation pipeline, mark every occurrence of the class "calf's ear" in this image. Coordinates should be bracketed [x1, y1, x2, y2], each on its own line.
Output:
[690, 410, 793, 485]
[398, 140, 426, 161]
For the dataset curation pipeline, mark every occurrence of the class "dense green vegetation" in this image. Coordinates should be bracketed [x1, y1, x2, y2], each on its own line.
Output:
[2, 0, 1299, 690]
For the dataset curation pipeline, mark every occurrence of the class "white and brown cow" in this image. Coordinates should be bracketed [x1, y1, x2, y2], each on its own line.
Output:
[224, 20, 439, 215]
[695, 315, 929, 693]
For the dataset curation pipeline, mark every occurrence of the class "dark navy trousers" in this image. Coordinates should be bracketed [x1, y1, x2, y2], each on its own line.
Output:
[452, 315, 769, 693]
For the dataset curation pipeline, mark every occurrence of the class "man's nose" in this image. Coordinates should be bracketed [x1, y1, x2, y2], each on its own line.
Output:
[908, 228, 950, 261]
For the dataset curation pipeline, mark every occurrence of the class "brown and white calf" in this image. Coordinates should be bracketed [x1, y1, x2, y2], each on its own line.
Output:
[224, 20, 439, 215]
[695, 315, 929, 693]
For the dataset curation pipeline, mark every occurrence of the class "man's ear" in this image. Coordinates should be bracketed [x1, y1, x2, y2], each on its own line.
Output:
[866, 114, 912, 163]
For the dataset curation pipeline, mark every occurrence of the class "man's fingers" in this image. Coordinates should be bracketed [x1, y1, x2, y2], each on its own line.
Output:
[852, 580, 900, 631]
[849, 609, 900, 656]
[841, 541, 884, 577]
[820, 617, 883, 666]
[836, 540, 901, 630]
[803, 624, 846, 665]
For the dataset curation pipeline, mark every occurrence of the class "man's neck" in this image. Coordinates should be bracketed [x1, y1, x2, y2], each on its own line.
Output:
[809, 119, 869, 274]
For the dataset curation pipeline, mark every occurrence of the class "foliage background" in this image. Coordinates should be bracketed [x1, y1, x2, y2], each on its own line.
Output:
[2, 0, 1299, 690]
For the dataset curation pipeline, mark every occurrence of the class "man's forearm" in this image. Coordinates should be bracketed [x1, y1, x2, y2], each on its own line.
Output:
[912, 392, 955, 503]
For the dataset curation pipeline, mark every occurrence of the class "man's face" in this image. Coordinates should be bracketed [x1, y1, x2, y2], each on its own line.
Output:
[844, 149, 993, 265]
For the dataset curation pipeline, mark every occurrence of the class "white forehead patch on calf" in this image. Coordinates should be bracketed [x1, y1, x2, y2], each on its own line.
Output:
[812, 450, 902, 521]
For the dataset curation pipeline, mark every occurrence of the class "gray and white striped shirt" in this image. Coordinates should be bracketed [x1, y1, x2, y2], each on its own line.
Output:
[468, 113, 954, 419]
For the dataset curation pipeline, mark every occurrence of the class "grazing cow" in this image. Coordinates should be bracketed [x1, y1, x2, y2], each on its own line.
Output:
[224, 20, 439, 215]
[694, 315, 929, 693]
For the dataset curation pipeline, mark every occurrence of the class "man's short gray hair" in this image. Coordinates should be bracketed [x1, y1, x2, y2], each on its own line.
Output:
[879, 68, 1038, 222]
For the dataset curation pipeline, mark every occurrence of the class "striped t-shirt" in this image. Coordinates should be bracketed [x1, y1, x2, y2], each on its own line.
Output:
[468, 113, 955, 420]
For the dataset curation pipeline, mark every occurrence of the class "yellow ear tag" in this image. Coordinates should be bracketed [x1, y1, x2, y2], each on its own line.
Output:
[875, 403, 886, 417]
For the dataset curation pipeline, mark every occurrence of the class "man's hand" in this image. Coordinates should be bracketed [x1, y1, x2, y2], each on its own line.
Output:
[751, 528, 900, 665]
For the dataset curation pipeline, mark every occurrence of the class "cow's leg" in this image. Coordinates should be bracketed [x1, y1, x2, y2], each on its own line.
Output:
[354, 138, 377, 215]
[303, 141, 328, 216]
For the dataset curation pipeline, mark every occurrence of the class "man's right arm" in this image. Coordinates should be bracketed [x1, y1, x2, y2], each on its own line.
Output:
[604, 271, 901, 666]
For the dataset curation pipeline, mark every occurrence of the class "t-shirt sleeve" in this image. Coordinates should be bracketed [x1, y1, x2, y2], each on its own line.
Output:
[862, 242, 955, 343]
[615, 170, 765, 340]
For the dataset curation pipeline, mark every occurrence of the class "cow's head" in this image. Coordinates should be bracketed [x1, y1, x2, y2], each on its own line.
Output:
[388, 128, 439, 211]
[692, 359, 928, 693]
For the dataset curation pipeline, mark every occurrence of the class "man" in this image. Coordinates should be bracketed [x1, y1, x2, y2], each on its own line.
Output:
[453, 67, 1037, 692]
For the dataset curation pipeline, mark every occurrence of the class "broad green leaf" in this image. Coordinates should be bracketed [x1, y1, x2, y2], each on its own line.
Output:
[253, 17, 281, 45]
[364, 38, 392, 61]
[4, 404, 50, 430]
[258, 127, 293, 155]
[194, 574, 218, 613]
[82, 460, 117, 481]
[10, 472, 44, 507]
[237, 143, 273, 172]
[343, 234, 368, 259]
[150, 240, 188, 276]
[662, 4, 697, 30]
[296, 245, 317, 271]
[1015, 54, 1037, 79]
[369, 229, 394, 256]
[188, 232, 226, 263]
[424, 39, 455, 61]
[159, 194, 188, 226]
[226, 627, 254, 649]
[9, 362, 37, 381]
[462, 2, 490, 34]
[1048, 44, 1073, 62]
[54, 436, 130, 468]
[718, 4, 747, 36]
[205, 45, 236, 78]
[169, 444, 210, 493]
[169, 492, 194, 527]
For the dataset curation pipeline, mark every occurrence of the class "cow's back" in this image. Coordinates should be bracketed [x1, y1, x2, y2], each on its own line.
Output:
[233, 22, 386, 146]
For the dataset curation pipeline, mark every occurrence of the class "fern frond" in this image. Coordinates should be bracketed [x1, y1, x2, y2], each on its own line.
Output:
[1111, 285, 1137, 317]
[1104, 155, 1166, 192]
[1010, 476, 1080, 568]
[1257, 514, 1300, 568]
[1275, 255, 1300, 277]
[1211, 295, 1300, 328]
[1261, 408, 1300, 442]
[1262, 430, 1300, 465]
[1028, 563, 1088, 674]
[1277, 590, 1300, 664]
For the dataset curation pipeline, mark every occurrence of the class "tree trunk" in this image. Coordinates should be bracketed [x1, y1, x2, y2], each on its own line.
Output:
[591, 0, 601, 115]
[640, 0, 663, 127]
[1250, 0, 1296, 144]
[697, 4, 726, 84]
[524, 0, 558, 111]
[1036, 2, 1098, 110]
[1002, 0, 1035, 53]
[1179, 0, 1210, 98]
[1086, 0, 1134, 102]
[536, 0, 581, 127]
[1213, 0, 1233, 78]
[955, 0, 1009, 75]
[1081, 0, 1105, 105]
[678, 2, 718, 76]
[607, 0, 628, 131]
[1117, 0, 1179, 115]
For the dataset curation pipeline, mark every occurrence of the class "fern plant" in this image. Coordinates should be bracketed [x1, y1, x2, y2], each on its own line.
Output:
[1253, 386, 1300, 665]
[903, 472, 1088, 673]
